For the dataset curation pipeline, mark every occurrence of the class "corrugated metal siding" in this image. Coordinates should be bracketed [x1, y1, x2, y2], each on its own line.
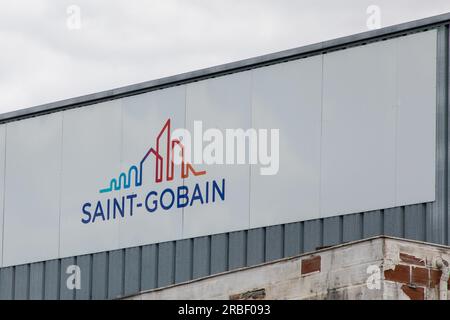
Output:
[0, 203, 438, 300]
[0, 24, 447, 300]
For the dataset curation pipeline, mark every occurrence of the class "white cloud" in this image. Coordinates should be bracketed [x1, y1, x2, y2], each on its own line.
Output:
[0, 0, 449, 113]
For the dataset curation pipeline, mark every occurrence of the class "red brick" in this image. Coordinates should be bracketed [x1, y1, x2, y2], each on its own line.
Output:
[384, 264, 410, 284]
[399, 253, 425, 266]
[401, 285, 425, 300]
[430, 269, 443, 288]
[411, 267, 429, 286]
[301, 256, 321, 275]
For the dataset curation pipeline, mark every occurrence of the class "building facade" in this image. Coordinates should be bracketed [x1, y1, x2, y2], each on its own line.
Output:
[0, 13, 449, 300]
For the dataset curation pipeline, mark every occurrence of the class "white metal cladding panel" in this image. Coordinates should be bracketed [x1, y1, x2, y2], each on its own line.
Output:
[250, 56, 322, 228]
[183, 71, 252, 239]
[319, 30, 437, 218]
[0, 125, 5, 266]
[59, 101, 122, 258]
[320, 39, 398, 217]
[396, 30, 437, 205]
[3, 114, 62, 266]
[118, 87, 185, 248]
[0, 29, 438, 267]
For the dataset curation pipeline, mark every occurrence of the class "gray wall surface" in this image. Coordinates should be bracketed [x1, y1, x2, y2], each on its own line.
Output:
[0, 20, 448, 300]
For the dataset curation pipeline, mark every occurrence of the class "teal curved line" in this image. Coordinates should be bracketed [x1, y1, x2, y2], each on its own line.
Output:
[99, 165, 140, 194]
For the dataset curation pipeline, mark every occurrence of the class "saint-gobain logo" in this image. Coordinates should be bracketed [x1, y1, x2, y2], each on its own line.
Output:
[81, 119, 226, 224]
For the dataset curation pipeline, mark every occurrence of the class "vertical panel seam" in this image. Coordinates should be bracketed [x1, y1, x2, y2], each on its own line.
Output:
[57, 112, 64, 259]
[1, 125, 7, 266]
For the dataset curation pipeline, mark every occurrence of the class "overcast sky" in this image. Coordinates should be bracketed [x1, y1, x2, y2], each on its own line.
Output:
[1, 0, 450, 114]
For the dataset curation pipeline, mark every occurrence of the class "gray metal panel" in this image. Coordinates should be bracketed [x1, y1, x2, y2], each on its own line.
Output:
[395, 30, 437, 206]
[0, 125, 5, 267]
[75, 255, 91, 300]
[342, 214, 363, 242]
[60, 101, 122, 258]
[323, 217, 342, 247]
[404, 204, 426, 241]
[3, 113, 62, 266]
[60, 257, 75, 300]
[321, 40, 397, 217]
[228, 231, 246, 270]
[44, 260, 60, 300]
[247, 229, 265, 266]
[124, 247, 140, 296]
[284, 222, 302, 257]
[363, 211, 383, 238]
[107, 250, 124, 299]
[157, 242, 175, 287]
[175, 239, 192, 283]
[91, 252, 108, 300]
[383, 207, 404, 238]
[251, 57, 322, 227]
[141, 244, 157, 291]
[29, 262, 44, 300]
[265, 225, 283, 261]
[210, 234, 228, 274]
[303, 220, 322, 252]
[193, 237, 210, 279]
[434, 25, 449, 245]
[119, 88, 185, 249]
[184, 72, 251, 238]
[14, 265, 29, 300]
[0, 267, 13, 299]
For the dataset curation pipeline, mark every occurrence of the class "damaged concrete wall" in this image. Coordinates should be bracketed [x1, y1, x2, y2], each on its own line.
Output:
[125, 236, 450, 300]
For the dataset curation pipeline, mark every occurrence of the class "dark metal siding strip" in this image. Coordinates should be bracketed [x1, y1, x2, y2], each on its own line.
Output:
[0, 267, 14, 299]
[303, 220, 322, 253]
[363, 210, 383, 238]
[433, 25, 449, 245]
[75, 255, 91, 300]
[210, 234, 228, 274]
[107, 250, 124, 299]
[44, 260, 60, 300]
[383, 207, 404, 237]
[175, 239, 193, 283]
[404, 204, 427, 241]
[59, 257, 75, 300]
[228, 231, 246, 270]
[323, 217, 342, 247]
[246, 228, 265, 266]
[265, 225, 284, 261]
[140, 244, 157, 291]
[124, 247, 141, 296]
[157, 242, 175, 287]
[342, 213, 363, 242]
[283, 222, 302, 257]
[193, 237, 211, 279]
[29, 262, 44, 300]
[91, 252, 108, 300]
[13, 265, 29, 300]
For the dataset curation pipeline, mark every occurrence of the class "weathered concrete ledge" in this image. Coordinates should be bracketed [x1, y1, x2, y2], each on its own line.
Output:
[124, 236, 450, 300]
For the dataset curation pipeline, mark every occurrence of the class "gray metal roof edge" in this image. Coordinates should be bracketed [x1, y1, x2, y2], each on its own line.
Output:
[2, 12, 450, 123]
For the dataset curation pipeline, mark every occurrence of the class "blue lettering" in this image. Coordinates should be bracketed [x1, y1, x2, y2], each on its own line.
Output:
[190, 183, 204, 206]
[160, 188, 175, 210]
[81, 203, 92, 224]
[177, 186, 189, 208]
[213, 179, 225, 202]
[92, 201, 105, 222]
[145, 191, 158, 213]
